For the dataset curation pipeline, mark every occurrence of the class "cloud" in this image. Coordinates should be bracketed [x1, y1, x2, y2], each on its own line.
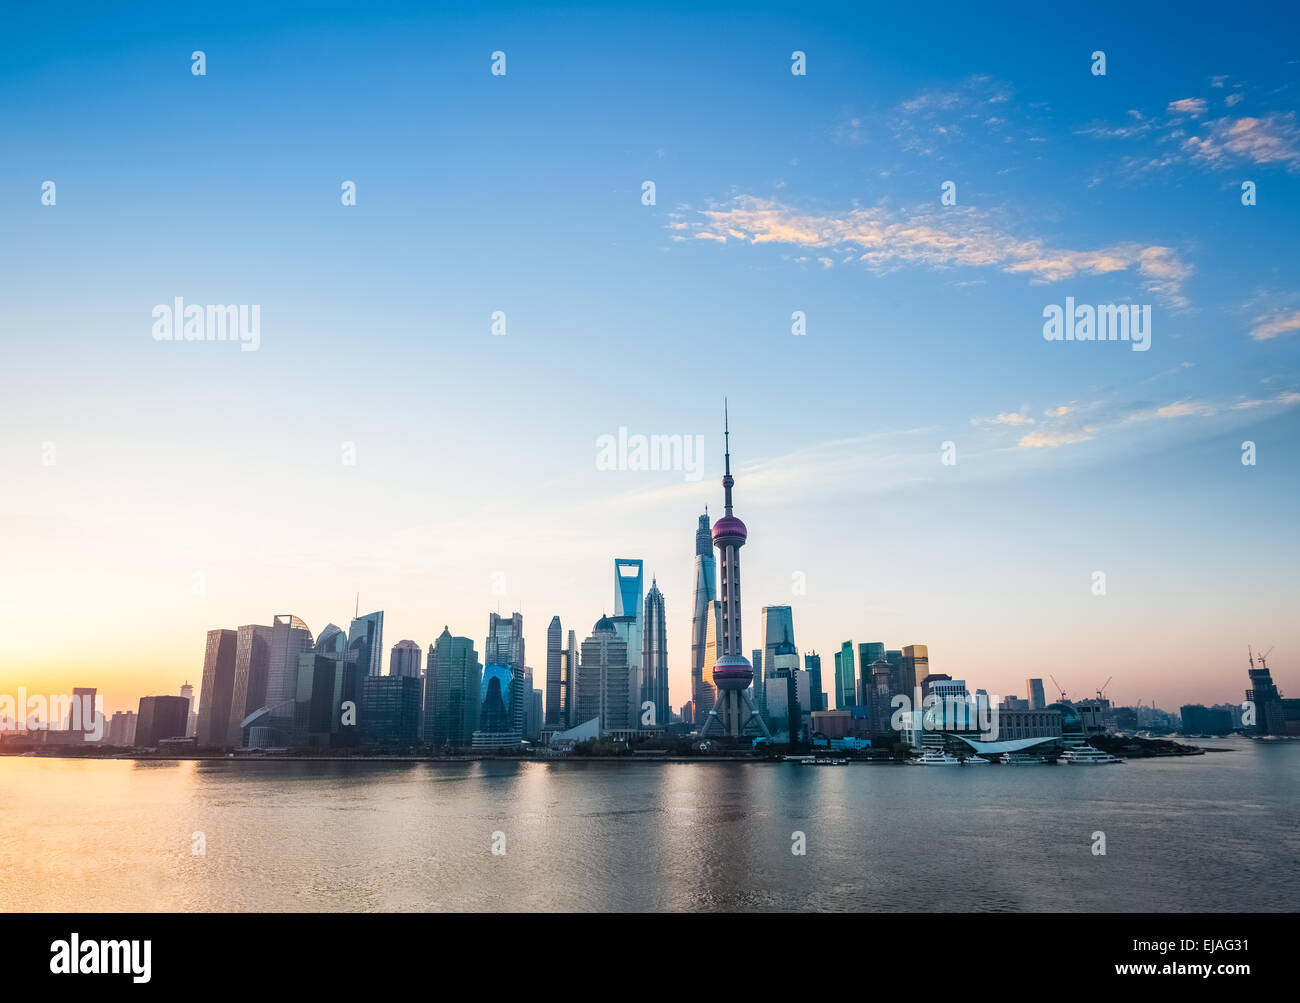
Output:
[995, 412, 1034, 425]
[677, 196, 1193, 306]
[1251, 309, 1300, 340]
[1167, 98, 1208, 115]
[1018, 430, 1094, 448]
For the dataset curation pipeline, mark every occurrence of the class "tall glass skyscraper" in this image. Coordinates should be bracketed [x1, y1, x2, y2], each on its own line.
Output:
[424, 627, 481, 748]
[545, 616, 564, 728]
[761, 605, 795, 714]
[643, 579, 669, 727]
[228, 623, 271, 745]
[197, 628, 237, 746]
[835, 641, 856, 710]
[577, 616, 630, 732]
[474, 612, 525, 748]
[804, 651, 825, 713]
[613, 559, 644, 725]
[689, 511, 717, 718]
[348, 610, 385, 679]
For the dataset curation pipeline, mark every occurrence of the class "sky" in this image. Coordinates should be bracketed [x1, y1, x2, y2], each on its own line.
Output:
[2, 0, 1299, 719]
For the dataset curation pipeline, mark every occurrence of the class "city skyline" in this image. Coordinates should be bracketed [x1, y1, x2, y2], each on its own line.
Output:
[3, 2, 1299, 717]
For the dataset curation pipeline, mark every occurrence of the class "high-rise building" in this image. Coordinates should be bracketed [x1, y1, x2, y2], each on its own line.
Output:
[804, 652, 825, 712]
[643, 579, 669, 728]
[613, 559, 645, 725]
[250, 614, 314, 747]
[135, 695, 190, 748]
[752, 649, 764, 711]
[313, 622, 359, 746]
[228, 623, 272, 745]
[1245, 654, 1287, 736]
[901, 644, 929, 698]
[690, 511, 718, 719]
[294, 652, 339, 747]
[424, 627, 481, 748]
[857, 643, 884, 720]
[179, 681, 197, 737]
[870, 658, 894, 737]
[545, 616, 564, 728]
[761, 606, 795, 713]
[527, 688, 544, 742]
[474, 612, 526, 748]
[577, 615, 631, 732]
[196, 626, 240, 743]
[565, 629, 578, 730]
[360, 675, 422, 746]
[107, 710, 137, 746]
[765, 638, 805, 741]
[349, 610, 385, 679]
[63, 687, 97, 736]
[700, 406, 770, 740]
[835, 641, 855, 710]
[389, 639, 422, 678]
[1026, 678, 1047, 711]
[197, 628, 238, 746]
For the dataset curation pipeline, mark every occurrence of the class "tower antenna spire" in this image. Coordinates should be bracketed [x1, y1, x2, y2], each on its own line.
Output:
[722, 399, 735, 516]
[355, 592, 359, 618]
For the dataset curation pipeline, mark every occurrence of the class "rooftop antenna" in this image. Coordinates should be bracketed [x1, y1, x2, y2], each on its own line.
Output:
[355, 592, 359, 619]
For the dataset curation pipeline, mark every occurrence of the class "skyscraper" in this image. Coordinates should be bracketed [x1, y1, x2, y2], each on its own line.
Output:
[135, 695, 190, 748]
[761, 605, 796, 714]
[349, 610, 385, 679]
[389, 639, 422, 678]
[250, 614, 314, 747]
[690, 511, 717, 718]
[198, 628, 238, 746]
[577, 615, 631, 732]
[179, 681, 197, 737]
[1026, 678, 1047, 711]
[613, 558, 645, 725]
[700, 405, 770, 740]
[643, 579, 669, 728]
[474, 612, 526, 748]
[901, 644, 929, 696]
[857, 642, 884, 714]
[835, 641, 855, 710]
[804, 652, 825, 713]
[424, 627, 481, 748]
[228, 623, 271, 745]
[545, 616, 564, 727]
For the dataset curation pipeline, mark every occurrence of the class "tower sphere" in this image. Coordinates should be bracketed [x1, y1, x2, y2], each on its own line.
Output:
[712, 653, 753, 691]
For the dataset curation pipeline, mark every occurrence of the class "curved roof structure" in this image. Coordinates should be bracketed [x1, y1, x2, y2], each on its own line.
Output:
[949, 733, 1060, 755]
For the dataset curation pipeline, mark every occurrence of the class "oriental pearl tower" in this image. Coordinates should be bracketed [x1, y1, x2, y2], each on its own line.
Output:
[700, 403, 771, 741]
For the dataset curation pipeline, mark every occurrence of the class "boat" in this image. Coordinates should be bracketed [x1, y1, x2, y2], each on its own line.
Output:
[811, 758, 847, 766]
[999, 752, 1048, 765]
[1057, 746, 1124, 765]
[783, 755, 815, 763]
[908, 750, 962, 766]
[959, 753, 989, 765]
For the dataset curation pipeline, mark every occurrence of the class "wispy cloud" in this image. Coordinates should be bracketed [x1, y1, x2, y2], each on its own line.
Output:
[1251, 309, 1300, 340]
[674, 197, 1193, 306]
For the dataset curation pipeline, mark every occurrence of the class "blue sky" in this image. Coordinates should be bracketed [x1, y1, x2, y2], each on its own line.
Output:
[2, 1, 1299, 713]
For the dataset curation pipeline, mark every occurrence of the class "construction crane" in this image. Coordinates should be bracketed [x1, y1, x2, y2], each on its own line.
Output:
[1049, 674, 1068, 702]
[1258, 646, 1274, 669]
[1096, 676, 1113, 701]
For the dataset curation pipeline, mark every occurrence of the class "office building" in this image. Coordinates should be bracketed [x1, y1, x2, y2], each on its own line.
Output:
[197, 628, 238, 746]
[760, 606, 796, 716]
[474, 612, 526, 748]
[545, 616, 565, 728]
[424, 628, 481, 748]
[360, 675, 422, 746]
[228, 623, 272, 745]
[804, 652, 825, 713]
[349, 610, 385, 679]
[1026, 678, 1047, 711]
[643, 579, 669, 727]
[1180, 704, 1234, 735]
[179, 681, 197, 737]
[107, 710, 137, 746]
[901, 644, 929, 697]
[389, 639, 422, 678]
[577, 615, 631, 733]
[834, 642, 855, 710]
[135, 695, 190, 748]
